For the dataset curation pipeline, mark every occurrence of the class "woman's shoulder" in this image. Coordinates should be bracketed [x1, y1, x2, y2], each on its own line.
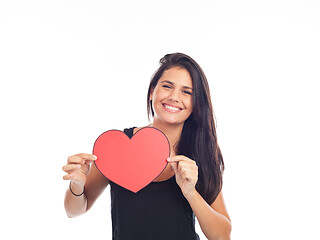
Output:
[123, 127, 136, 132]
[123, 125, 153, 138]
[122, 127, 135, 138]
[128, 125, 151, 135]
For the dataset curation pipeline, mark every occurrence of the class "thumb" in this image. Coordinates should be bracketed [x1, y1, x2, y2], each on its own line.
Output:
[84, 159, 94, 166]
[169, 161, 178, 174]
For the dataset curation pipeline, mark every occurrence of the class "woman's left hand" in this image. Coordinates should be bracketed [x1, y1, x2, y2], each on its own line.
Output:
[167, 155, 198, 198]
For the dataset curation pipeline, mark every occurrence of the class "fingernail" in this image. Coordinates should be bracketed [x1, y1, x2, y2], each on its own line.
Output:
[93, 155, 97, 160]
[167, 157, 171, 162]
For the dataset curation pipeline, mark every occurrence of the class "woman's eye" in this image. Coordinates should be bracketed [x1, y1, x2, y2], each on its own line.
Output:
[162, 85, 171, 89]
[183, 90, 192, 95]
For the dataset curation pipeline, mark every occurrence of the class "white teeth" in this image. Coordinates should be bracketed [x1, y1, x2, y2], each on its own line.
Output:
[165, 105, 180, 111]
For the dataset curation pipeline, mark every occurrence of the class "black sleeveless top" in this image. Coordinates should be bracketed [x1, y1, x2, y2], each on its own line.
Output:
[109, 127, 200, 240]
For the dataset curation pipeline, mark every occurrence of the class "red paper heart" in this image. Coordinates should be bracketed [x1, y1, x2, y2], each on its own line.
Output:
[93, 127, 170, 193]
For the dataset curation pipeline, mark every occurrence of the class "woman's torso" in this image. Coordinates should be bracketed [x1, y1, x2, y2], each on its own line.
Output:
[109, 127, 200, 240]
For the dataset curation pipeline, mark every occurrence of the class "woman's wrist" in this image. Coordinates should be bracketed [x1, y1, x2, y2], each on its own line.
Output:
[69, 181, 85, 196]
[183, 188, 198, 201]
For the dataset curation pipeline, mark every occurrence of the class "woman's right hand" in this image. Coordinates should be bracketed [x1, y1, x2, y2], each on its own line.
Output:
[62, 153, 97, 185]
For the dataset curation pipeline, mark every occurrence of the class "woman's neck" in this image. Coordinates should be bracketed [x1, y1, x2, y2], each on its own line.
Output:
[149, 120, 184, 155]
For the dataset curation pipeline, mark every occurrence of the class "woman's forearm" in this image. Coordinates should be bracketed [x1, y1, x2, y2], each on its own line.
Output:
[64, 181, 87, 218]
[185, 191, 232, 240]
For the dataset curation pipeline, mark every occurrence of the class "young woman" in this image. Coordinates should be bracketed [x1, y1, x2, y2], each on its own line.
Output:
[63, 53, 232, 240]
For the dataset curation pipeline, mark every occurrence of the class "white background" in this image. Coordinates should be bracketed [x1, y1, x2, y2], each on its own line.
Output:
[1, 0, 319, 239]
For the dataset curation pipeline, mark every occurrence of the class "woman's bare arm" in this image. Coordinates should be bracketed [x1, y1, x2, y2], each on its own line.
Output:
[63, 153, 109, 218]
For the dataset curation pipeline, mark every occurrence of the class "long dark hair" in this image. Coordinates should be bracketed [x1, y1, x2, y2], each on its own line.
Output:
[147, 53, 224, 205]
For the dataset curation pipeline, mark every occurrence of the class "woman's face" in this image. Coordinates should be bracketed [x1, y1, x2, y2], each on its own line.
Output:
[150, 66, 193, 126]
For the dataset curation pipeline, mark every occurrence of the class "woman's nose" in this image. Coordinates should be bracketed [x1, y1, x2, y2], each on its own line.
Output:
[168, 89, 180, 102]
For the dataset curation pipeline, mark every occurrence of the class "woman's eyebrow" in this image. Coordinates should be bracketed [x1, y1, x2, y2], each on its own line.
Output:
[161, 80, 193, 90]
[183, 86, 193, 90]
[161, 80, 173, 85]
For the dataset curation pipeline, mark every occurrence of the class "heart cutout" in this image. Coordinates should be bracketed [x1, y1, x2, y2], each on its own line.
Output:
[93, 127, 170, 193]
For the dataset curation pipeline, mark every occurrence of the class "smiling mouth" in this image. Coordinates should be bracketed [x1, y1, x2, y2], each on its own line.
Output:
[162, 103, 182, 113]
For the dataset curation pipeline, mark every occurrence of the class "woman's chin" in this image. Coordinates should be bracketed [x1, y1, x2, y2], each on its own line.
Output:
[161, 119, 185, 127]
